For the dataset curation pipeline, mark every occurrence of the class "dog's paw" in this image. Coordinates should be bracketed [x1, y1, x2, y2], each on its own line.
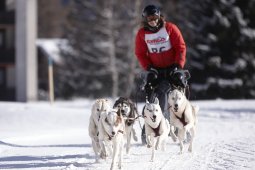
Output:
[155, 145, 160, 150]
[178, 151, 183, 155]
[147, 144, 152, 148]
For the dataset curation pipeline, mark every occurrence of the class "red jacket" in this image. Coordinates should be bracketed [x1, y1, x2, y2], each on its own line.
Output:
[135, 22, 186, 70]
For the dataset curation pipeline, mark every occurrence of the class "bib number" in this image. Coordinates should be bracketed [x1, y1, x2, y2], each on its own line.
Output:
[151, 47, 166, 53]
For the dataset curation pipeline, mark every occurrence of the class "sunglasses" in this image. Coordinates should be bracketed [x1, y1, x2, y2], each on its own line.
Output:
[146, 15, 160, 22]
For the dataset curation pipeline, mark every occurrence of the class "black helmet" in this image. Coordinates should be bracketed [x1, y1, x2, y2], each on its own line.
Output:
[142, 5, 160, 17]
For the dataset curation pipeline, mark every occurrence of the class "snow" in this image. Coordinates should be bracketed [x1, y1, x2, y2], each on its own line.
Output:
[0, 99, 255, 170]
[207, 78, 243, 88]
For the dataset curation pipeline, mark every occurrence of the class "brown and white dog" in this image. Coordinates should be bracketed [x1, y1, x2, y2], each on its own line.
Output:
[143, 98, 170, 162]
[88, 99, 111, 162]
[98, 109, 125, 170]
[113, 97, 138, 154]
[168, 88, 199, 154]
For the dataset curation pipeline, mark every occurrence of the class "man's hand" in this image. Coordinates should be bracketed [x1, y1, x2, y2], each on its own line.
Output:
[168, 64, 190, 88]
[146, 67, 158, 87]
[168, 64, 181, 76]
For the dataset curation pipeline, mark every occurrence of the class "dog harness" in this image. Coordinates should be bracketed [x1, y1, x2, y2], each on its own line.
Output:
[174, 111, 188, 126]
[150, 122, 161, 137]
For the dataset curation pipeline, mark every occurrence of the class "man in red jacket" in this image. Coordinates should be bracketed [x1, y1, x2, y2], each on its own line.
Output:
[135, 5, 189, 144]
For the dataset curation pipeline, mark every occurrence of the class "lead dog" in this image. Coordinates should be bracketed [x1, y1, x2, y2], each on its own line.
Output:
[113, 97, 138, 154]
[88, 98, 111, 162]
[98, 109, 125, 170]
[168, 88, 199, 154]
[143, 98, 170, 162]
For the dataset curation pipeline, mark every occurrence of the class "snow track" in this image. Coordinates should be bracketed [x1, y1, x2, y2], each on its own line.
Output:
[0, 100, 255, 170]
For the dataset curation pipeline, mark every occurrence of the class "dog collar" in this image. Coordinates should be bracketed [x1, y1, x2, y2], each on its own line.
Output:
[107, 130, 124, 141]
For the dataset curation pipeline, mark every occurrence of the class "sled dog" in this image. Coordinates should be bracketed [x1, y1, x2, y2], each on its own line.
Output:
[143, 98, 170, 162]
[98, 109, 125, 170]
[113, 97, 138, 154]
[168, 88, 199, 154]
[88, 98, 111, 162]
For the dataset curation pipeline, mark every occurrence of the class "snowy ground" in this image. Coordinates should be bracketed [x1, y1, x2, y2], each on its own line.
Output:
[0, 99, 255, 170]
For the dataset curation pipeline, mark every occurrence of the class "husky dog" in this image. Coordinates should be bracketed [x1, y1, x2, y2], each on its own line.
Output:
[98, 109, 125, 170]
[143, 98, 170, 162]
[113, 97, 138, 154]
[168, 89, 199, 154]
[88, 99, 111, 162]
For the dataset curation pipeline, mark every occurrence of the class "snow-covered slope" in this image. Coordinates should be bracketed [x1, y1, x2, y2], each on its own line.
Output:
[0, 99, 254, 170]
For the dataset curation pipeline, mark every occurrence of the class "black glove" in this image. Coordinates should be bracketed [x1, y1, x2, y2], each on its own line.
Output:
[167, 63, 181, 76]
[146, 67, 158, 87]
[141, 67, 158, 100]
[171, 71, 186, 88]
[170, 69, 191, 88]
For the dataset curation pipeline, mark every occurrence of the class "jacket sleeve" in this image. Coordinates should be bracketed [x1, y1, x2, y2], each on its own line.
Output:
[168, 23, 186, 68]
[135, 29, 152, 70]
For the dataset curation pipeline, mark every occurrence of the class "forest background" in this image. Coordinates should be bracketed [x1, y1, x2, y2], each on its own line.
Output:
[38, 0, 255, 100]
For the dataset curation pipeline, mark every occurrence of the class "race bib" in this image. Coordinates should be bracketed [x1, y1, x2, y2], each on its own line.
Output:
[145, 27, 171, 53]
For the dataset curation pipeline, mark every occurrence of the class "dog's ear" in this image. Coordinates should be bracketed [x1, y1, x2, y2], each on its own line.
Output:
[113, 97, 121, 108]
[181, 88, 186, 94]
[146, 99, 149, 104]
[154, 97, 159, 105]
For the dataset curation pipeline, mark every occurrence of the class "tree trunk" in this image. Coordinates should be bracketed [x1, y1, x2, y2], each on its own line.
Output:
[125, 0, 143, 97]
[108, 0, 118, 98]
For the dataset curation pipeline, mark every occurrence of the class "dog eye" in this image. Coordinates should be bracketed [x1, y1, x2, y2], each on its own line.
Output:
[97, 109, 100, 111]
[155, 109, 158, 112]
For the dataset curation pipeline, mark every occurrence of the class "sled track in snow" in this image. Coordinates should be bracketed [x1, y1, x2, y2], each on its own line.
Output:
[198, 139, 255, 169]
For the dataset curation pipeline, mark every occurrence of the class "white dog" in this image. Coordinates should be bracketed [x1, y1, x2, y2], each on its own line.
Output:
[113, 97, 138, 154]
[98, 109, 125, 170]
[88, 98, 111, 162]
[168, 88, 199, 154]
[143, 98, 170, 162]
